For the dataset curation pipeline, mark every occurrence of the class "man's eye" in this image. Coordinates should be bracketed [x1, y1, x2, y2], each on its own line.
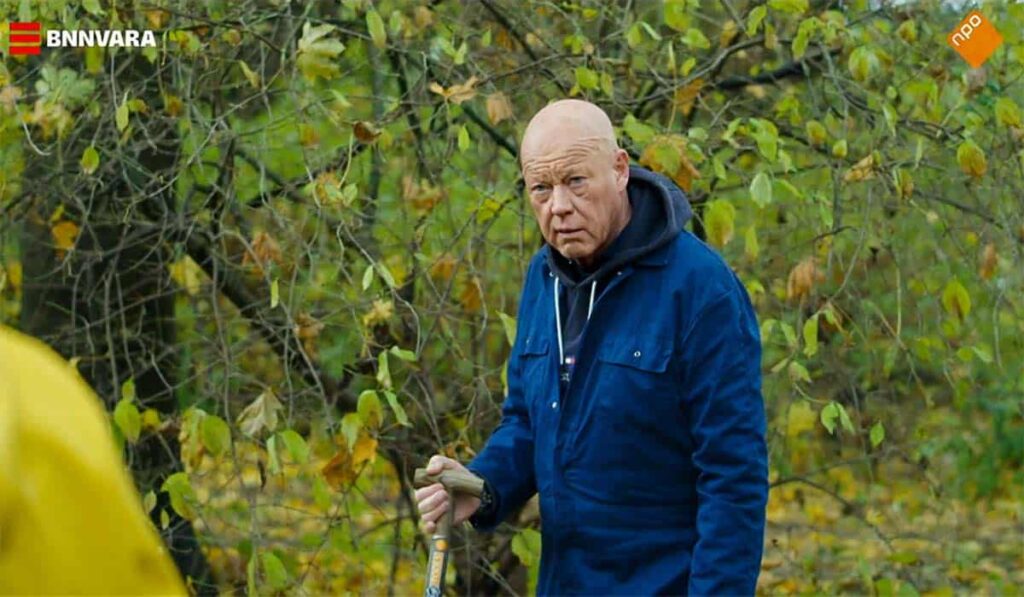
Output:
[531, 185, 550, 193]
[569, 176, 585, 185]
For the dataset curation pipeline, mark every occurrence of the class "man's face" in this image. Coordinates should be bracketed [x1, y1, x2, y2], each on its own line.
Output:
[521, 137, 630, 265]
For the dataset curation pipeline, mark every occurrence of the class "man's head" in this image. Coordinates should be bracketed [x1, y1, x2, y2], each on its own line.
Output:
[520, 99, 630, 268]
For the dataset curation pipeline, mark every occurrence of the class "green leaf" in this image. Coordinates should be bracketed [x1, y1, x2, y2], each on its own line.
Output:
[626, 23, 644, 48]
[769, 0, 808, 14]
[848, 46, 876, 82]
[383, 390, 411, 427]
[267, 434, 281, 474]
[511, 528, 542, 567]
[750, 171, 773, 208]
[200, 415, 232, 457]
[121, 377, 136, 403]
[341, 412, 362, 450]
[376, 350, 392, 389]
[746, 6, 767, 36]
[262, 551, 289, 590]
[367, 8, 387, 49]
[820, 402, 838, 435]
[143, 490, 157, 515]
[623, 114, 656, 145]
[679, 56, 697, 76]
[574, 66, 600, 90]
[389, 345, 418, 362]
[681, 28, 710, 49]
[870, 421, 885, 447]
[375, 262, 396, 289]
[357, 390, 384, 429]
[278, 429, 310, 464]
[161, 472, 198, 520]
[664, 0, 690, 32]
[971, 345, 993, 364]
[82, 0, 104, 16]
[115, 95, 130, 132]
[498, 311, 517, 347]
[941, 278, 971, 321]
[803, 314, 819, 358]
[362, 264, 374, 291]
[780, 322, 797, 348]
[80, 146, 100, 175]
[748, 118, 778, 162]
[114, 399, 141, 443]
[458, 124, 470, 152]
[836, 402, 855, 433]
[312, 475, 331, 511]
[270, 278, 279, 308]
[238, 60, 260, 89]
[247, 552, 257, 596]
[995, 97, 1022, 128]
[788, 361, 811, 384]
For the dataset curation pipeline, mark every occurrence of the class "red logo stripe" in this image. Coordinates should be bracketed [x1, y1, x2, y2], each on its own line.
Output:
[9, 22, 41, 31]
[10, 45, 41, 55]
[9, 34, 40, 43]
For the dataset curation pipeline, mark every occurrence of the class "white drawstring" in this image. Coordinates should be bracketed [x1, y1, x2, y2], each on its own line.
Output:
[554, 276, 597, 367]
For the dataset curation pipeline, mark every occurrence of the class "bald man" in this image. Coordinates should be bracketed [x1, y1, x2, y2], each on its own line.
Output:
[416, 100, 768, 596]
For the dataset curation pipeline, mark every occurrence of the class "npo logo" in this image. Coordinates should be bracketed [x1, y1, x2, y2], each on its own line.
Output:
[948, 10, 1003, 68]
[4, 22, 156, 55]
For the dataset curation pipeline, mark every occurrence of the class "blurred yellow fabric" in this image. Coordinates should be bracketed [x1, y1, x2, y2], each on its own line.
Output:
[0, 325, 186, 595]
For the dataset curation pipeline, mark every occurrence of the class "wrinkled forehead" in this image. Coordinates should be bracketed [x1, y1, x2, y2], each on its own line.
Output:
[520, 136, 615, 177]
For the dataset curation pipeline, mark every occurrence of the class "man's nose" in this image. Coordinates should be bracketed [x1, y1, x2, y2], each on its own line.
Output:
[550, 184, 574, 216]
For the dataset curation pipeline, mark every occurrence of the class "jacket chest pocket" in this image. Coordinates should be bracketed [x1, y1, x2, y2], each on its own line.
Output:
[570, 335, 687, 501]
[518, 336, 552, 415]
[594, 335, 675, 408]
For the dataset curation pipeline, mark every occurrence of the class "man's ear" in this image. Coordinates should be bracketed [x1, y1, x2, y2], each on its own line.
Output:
[613, 148, 630, 192]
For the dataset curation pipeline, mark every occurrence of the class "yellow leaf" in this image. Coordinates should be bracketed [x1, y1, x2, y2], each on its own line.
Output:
[941, 278, 971, 321]
[703, 200, 735, 248]
[638, 134, 700, 193]
[168, 257, 202, 296]
[459, 276, 483, 312]
[786, 401, 817, 437]
[956, 139, 987, 178]
[673, 79, 703, 117]
[485, 92, 513, 125]
[321, 450, 356, 490]
[51, 220, 79, 252]
[236, 389, 283, 437]
[296, 22, 346, 82]
[237, 60, 260, 89]
[842, 153, 876, 183]
[352, 434, 378, 467]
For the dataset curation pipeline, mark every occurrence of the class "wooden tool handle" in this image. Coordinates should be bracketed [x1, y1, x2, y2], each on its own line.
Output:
[413, 468, 485, 497]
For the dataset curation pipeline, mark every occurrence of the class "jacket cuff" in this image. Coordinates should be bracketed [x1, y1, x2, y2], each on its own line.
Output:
[466, 471, 501, 531]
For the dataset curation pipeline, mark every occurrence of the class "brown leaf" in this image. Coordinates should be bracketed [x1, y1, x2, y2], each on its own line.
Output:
[402, 176, 444, 215]
[673, 79, 703, 117]
[786, 257, 822, 302]
[294, 312, 324, 341]
[842, 154, 876, 183]
[429, 254, 456, 283]
[638, 134, 701, 193]
[429, 76, 479, 105]
[979, 243, 997, 280]
[321, 450, 356, 490]
[486, 92, 513, 125]
[459, 276, 483, 312]
[353, 121, 380, 143]
[413, 6, 434, 29]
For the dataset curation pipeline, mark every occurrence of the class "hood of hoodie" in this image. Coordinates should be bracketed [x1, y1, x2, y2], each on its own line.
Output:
[546, 165, 693, 289]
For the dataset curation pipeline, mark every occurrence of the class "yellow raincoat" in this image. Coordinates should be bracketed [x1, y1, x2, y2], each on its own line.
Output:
[0, 325, 186, 595]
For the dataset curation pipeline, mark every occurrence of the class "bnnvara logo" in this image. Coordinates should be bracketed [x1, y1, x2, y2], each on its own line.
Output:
[4, 22, 156, 54]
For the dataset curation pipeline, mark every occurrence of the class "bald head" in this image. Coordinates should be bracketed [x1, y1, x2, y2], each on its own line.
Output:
[519, 99, 631, 268]
[520, 99, 618, 168]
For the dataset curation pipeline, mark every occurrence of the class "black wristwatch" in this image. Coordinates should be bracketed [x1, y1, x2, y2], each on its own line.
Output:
[469, 478, 496, 527]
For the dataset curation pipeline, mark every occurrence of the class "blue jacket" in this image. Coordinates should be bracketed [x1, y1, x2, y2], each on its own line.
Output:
[467, 167, 768, 596]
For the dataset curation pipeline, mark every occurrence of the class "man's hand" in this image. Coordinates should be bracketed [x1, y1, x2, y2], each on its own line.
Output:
[414, 455, 482, 534]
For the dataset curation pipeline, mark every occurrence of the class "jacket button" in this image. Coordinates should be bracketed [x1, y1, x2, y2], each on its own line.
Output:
[616, 270, 622, 276]
[549, 272, 554, 277]
[551, 401, 558, 409]
[633, 350, 641, 358]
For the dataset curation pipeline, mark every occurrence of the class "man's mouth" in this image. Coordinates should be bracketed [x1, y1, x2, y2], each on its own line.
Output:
[556, 228, 582, 236]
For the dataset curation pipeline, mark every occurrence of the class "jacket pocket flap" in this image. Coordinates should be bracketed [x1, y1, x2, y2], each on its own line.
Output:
[521, 336, 550, 356]
[597, 337, 672, 372]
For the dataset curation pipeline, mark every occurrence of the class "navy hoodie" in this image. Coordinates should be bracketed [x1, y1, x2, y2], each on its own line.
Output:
[546, 165, 694, 395]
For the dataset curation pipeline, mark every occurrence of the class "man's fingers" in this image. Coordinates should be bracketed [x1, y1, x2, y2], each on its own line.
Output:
[423, 520, 436, 534]
[426, 454, 448, 474]
[421, 499, 449, 523]
[414, 483, 443, 503]
[417, 489, 448, 514]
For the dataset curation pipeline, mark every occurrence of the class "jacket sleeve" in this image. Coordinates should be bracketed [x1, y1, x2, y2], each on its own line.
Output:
[465, 269, 538, 531]
[680, 276, 768, 596]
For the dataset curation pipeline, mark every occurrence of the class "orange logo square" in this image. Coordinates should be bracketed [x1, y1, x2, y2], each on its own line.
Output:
[948, 11, 1003, 68]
